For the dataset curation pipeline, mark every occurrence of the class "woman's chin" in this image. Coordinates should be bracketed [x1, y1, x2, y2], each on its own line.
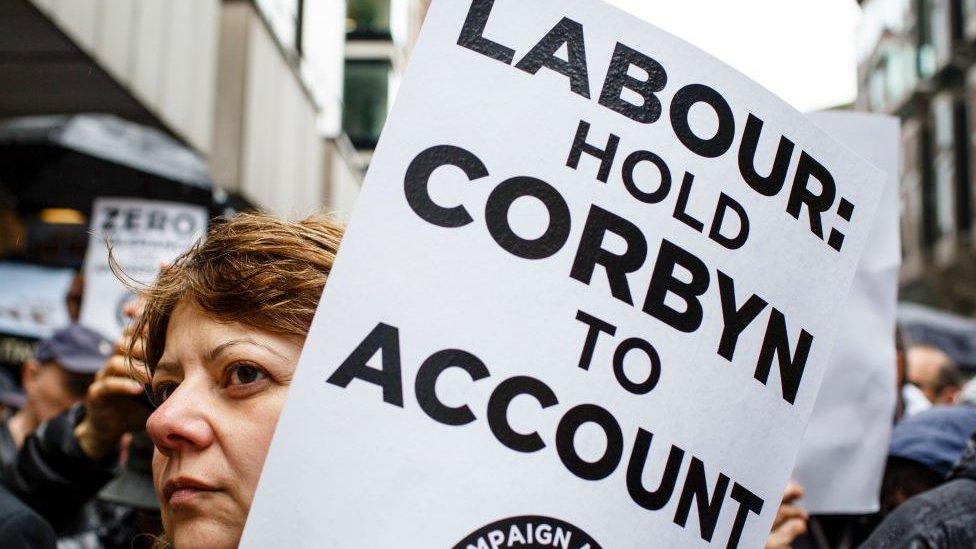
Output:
[169, 516, 243, 549]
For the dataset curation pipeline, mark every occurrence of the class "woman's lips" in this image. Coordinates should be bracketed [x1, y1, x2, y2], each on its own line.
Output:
[164, 476, 219, 506]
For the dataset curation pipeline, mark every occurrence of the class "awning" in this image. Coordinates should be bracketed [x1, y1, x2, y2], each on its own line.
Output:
[0, 114, 214, 213]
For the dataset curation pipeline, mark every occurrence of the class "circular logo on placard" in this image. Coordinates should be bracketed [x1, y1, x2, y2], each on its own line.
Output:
[453, 516, 602, 549]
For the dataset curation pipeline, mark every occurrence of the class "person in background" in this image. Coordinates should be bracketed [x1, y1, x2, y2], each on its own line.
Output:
[0, 483, 56, 549]
[877, 405, 976, 515]
[0, 368, 25, 417]
[906, 344, 965, 405]
[0, 324, 113, 480]
[2, 316, 153, 533]
[790, 330, 909, 549]
[860, 424, 976, 548]
[0, 368, 26, 478]
[57, 432, 161, 549]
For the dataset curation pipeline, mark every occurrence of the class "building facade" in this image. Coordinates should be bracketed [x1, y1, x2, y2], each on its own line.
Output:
[1, 0, 365, 220]
[857, 0, 976, 313]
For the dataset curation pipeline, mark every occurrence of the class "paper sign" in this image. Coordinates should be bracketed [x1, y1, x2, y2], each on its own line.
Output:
[244, 1, 886, 547]
[792, 112, 900, 514]
[79, 198, 207, 340]
[0, 262, 74, 339]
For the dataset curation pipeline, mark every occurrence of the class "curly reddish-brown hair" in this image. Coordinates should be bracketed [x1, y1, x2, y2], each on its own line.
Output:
[120, 212, 344, 372]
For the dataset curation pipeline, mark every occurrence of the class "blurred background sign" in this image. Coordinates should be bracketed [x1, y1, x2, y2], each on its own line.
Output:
[0, 261, 73, 339]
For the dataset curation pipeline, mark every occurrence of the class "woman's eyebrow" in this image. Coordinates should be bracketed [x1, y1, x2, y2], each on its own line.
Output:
[207, 339, 287, 362]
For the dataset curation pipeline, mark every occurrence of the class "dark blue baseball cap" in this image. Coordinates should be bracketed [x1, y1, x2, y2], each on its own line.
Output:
[35, 324, 114, 375]
[889, 405, 976, 477]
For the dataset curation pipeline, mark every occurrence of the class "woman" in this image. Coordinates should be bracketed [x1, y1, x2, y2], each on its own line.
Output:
[127, 212, 343, 548]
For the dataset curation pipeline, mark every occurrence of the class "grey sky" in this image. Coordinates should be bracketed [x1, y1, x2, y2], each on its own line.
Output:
[603, 0, 862, 112]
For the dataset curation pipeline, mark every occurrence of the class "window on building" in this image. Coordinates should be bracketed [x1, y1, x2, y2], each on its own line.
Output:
[902, 183, 920, 260]
[966, 0, 976, 40]
[953, 100, 972, 231]
[891, 41, 920, 104]
[932, 96, 956, 239]
[869, 66, 887, 112]
[347, 0, 392, 39]
[919, 124, 938, 247]
[917, 0, 938, 78]
[881, 41, 919, 109]
[343, 59, 392, 150]
[929, 0, 952, 71]
[934, 158, 956, 237]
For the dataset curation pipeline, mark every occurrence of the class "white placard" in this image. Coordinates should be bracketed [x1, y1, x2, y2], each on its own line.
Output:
[244, 1, 886, 547]
[792, 112, 900, 514]
[79, 198, 207, 340]
[0, 262, 74, 339]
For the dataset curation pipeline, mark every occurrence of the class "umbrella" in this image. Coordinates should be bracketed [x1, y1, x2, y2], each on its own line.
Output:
[898, 302, 976, 371]
[0, 114, 214, 212]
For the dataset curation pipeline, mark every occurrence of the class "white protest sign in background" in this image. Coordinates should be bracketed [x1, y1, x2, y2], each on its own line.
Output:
[792, 112, 900, 514]
[244, 0, 886, 547]
[80, 198, 207, 340]
[0, 262, 74, 339]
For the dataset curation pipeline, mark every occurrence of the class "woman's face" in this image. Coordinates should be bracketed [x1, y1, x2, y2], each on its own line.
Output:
[146, 300, 301, 549]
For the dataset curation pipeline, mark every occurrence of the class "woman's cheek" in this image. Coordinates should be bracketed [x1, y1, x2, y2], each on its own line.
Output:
[151, 450, 173, 530]
[229, 388, 291, 501]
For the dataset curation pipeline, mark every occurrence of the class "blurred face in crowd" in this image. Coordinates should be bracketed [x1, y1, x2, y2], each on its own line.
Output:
[22, 359, 90, 423]
[146, 299, 302, 549]
[906, 345, 961, 405]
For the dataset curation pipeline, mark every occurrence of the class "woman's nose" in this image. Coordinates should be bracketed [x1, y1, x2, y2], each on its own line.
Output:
[146, 381, 216, 457]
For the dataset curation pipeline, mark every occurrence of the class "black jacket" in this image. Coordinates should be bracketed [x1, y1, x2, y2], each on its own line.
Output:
[0, 410, 17, 482]
[0, 404, 118, 531]
[0, 484, 56, 549]
[860, 431, 976, 548]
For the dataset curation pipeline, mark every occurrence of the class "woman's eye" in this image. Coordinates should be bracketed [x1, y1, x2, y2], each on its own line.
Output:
[229, 364, 268, 386]
[149, 382, 178, 406]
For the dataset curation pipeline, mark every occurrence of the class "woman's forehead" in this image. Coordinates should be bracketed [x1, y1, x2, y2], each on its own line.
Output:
[159, 301, 296, 365]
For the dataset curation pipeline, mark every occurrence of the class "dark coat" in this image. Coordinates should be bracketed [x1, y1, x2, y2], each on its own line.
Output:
[860, 431, 976, 548]
[0, 404, 118, 530]
[0, 484, 56, 549]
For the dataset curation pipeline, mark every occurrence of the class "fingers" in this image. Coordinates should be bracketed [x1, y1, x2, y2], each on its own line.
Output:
[765, 518, 808, 549]
[97, 354, 150, 385]
[778, 518, 808, 543]
[113, 335, 145, 365]
[127, 336, 146, 363]
[122, 316, 142, 339]
[87, 376, 144, 401]
[770, 480, 807, 531]
[782, 480, 803, 504]
[781, 517, 807, 538]
[772, 503, 808, 529]
[122, 297, 146, 321]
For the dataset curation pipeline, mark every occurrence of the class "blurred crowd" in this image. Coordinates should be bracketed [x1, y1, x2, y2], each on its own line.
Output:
[1, 275, 156, 548]
[784, 328, 976, 548]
